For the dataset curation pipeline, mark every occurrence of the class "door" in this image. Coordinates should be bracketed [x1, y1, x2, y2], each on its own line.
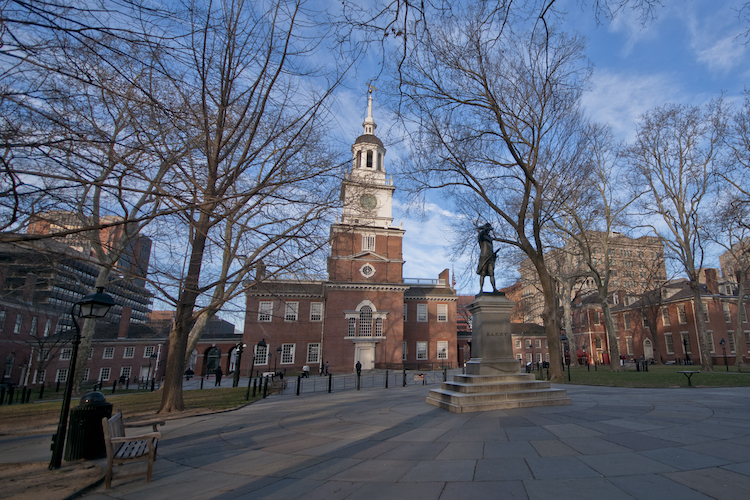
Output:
[355, 345, 375, 370]
[643, 339, 654, 361]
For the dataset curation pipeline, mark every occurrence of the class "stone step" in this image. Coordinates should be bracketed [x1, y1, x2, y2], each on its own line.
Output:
[427, 387, 569, 407]
[442, 379, 552, 394]
[451, 373, 537, 384]
[426, 393, 571, 413]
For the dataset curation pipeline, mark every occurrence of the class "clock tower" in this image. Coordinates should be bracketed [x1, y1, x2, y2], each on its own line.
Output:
[328, 90, 404, 284]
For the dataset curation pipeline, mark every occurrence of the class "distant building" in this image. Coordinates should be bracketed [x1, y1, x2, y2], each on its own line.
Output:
[243, 95, 457, 375]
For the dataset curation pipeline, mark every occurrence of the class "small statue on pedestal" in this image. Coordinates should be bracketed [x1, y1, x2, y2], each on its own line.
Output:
[477, 223, 497, 293]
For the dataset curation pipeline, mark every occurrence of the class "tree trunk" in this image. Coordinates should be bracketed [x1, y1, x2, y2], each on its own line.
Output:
[183, 309, 216, 367]
[735, 270, 746, 371]
[689, 282, 713, 372]
[599, 294, 621, 372]
[159, 214, 212, 413]
[537, 265, 563, 380]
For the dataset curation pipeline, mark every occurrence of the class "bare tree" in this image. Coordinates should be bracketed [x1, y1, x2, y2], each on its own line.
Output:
[147, 0, 350, 413]
[626, 101, 728, 372]
[396, 6, 591, 380]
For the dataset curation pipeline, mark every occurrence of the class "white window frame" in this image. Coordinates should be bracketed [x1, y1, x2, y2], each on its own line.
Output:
[626, 337, 634, 356]
[33, 370, 46, 384]
[416, 341, 428, 360]
[724, 303, 732, 323]
[254, 344, 268, 365]
[362, 234, 376, 251]
[417, 304, 428, 322]
[437, 340, 448, 359]
[56, 369, 69, 383]
[103, 347, 114, 359]
[678, 305, 687, 324]
[258, 301, 273, 322]
[99, 367, 111, 382]
[515, 339, 521, 348]
[30, 316, 38, 336]
[665, 333, 674, 354]
[437, 304, 448, 322]
[310, 302, 323, 322]
[526, 353, 532, 363]
[662, 307, 670, 326]
[284, 302, 299, 322]
[281, 343, 295, 364]
[14, 314, 23, 334]
[82, 368, 90, 381]
[535, 339, 542, 349]
[124, 347, 134, 359]
[60, 348, 72, 361]
[120, 366, 132, 379]
[43, 319, 51, 337]
[88, 348, 94, 360]
[306, 343, 320, 364]
[143, 346, 155, 358]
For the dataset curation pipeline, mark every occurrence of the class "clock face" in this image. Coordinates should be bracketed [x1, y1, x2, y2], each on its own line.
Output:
[359, 194, 377, 210]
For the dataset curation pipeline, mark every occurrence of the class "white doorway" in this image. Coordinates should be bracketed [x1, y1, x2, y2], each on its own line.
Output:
[355, 344, 375, 370]
[643, 339, 654, 361]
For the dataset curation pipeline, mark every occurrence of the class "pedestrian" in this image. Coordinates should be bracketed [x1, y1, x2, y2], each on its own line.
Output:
[214, 366, 223, 386]
[355, 360, 362, 375]
[324, 361, 329, 376]
[302, 365, 310, 378]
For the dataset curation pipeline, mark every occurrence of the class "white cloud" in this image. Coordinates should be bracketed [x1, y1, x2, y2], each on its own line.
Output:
[694, 33, 746, 73]
[582, 70, 683, 142]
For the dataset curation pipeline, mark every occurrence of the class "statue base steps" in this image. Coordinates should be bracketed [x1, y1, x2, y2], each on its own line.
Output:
[426, 373, 571, 413]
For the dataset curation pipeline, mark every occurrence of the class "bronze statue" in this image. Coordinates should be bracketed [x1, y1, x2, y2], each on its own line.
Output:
[477, 223, 497, 292]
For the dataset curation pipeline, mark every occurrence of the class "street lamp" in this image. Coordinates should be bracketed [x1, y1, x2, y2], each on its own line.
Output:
[50, 287, 114, 470]
[560, 333, 571, 382]
[233, 342, 246, 387]
[275, 346, 282, 374]
[683, 337, 691, 365]
[720, 338, 728, 372]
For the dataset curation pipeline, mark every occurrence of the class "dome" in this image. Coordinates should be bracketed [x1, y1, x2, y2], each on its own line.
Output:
[354, 134, 384, 148]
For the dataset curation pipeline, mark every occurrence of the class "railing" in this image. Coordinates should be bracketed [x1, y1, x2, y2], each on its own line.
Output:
[403, 278, 447, 286]
[278, 368, 460, 396]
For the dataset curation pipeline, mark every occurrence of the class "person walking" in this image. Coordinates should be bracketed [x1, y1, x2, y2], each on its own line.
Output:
[324, 361, 329, 376]
[214, 366, 223, 386]
[355, 360, 362, 375]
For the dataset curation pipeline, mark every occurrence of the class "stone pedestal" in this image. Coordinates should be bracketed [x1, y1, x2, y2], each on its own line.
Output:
[427, 292, 570, 413]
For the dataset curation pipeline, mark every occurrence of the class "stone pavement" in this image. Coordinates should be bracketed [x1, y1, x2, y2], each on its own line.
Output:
[4, 384, 750, 499]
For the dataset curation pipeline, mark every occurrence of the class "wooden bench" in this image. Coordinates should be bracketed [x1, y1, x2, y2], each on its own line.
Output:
[101, 411, 164, 489]
[677, 371, 700, 387]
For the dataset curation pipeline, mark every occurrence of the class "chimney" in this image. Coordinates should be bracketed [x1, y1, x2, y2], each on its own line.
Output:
[439, 269, 450, 286]
[703, 268, 719, 295]
[118, 306, 132, 338]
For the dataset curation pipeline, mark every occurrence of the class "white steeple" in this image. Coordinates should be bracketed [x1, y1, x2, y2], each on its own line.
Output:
[363, 89, 376, 135]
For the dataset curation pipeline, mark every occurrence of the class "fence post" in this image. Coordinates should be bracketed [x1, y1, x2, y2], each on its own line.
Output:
[296, 375, 300, 396]
[443, 368, 447, 382]
[328, 373, 332, 393]
[38, 384, 44, 400]
[245, 376, 253, 401]
[112, 380, 116, 394]
[385, 370, 389, 388]
[200, 377, 204, 390]
[403, 369, 406, 387]
[263, 377, 268, 398]
[7, 385, 13, 405]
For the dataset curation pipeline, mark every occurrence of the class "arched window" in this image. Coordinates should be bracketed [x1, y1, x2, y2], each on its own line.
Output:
[378, 153, 383, 171]
[359, 306, 372, 336]
[356, 151, 361, 169]
[366, 151, 373, 168]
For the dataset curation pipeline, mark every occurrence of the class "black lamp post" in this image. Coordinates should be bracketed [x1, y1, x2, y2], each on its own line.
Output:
[720, 338, 728, 372]
[560, 333, 571, 382]
[275, 346, 282, 374]
[233, 342, 246, 387]
[683, 337, 690, 364]
[49, 287, 114, 470]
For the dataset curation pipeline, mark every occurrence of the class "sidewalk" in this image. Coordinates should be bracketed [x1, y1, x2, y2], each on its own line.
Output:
[4, 384, 750, 499]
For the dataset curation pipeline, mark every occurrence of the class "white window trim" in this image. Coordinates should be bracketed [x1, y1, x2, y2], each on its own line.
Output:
[416, 341, 428, 360]
[281, 343, 295, 364]
[437, 304, 448, 322]
[99, 367, 111, 382]
[284, 302, 299, 322]
[254, 345, 268, 365]
[103, 347, 114, 359]
[306, 343, 320, 364]
[417, 304, 428, 322]
[437, 341, 448, 359]
[310, 302, 323, 322]
[258, 301, 273, 322]
[123, 347, 134, 359]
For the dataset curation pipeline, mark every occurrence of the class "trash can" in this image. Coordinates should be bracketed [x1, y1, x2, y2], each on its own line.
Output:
[64, 391, 113, 461]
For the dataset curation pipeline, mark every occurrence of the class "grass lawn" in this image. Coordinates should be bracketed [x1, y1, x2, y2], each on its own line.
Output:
[537, 363, 750, 388]
[0, 387, 260, 434]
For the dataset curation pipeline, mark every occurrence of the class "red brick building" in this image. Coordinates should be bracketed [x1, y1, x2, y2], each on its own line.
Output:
[243, 95, 457, 375]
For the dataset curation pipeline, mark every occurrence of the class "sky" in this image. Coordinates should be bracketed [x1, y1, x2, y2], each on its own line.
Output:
[221, 0, 750, 330]
[345, 0, 750, 298]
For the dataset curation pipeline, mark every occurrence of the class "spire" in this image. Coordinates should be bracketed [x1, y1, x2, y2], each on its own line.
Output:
[363, 83, 377, 135]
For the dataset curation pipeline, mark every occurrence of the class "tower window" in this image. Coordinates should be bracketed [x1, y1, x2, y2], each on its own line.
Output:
[359, 306, 373, 336]
[356, 151, 361, 168]
[367, 151, 373, 168]
[362, 235, 375, 251]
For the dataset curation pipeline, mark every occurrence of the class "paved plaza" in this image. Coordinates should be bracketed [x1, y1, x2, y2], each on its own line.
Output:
[4, 383, 750, 499]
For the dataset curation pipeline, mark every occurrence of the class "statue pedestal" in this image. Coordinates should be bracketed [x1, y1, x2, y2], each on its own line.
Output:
[427, 293, 570, 413]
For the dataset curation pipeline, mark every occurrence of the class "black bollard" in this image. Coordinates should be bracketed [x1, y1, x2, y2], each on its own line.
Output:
[56, 380, 61, 392]
[252, 378, 258, 398]
[385, 370, 389, 389]
[112, 380, 117, 393]
[296, 375, 301, 396]
[38, 384, 44, 400]
[328, 373, 332, 393]
[443, 368, 447, 382]
[0, 385, 4, 405]
[245, 376, 253, 401]
[25, 387, 31, 403]
[636, 362, 640, 372]
[151, 378, 155, 391]
[200, 377, 204, 390]
[263, 377, 268, 398]
[126, 378, 130, 390]
[7, 385, 13, 405]
[356, 373, 360, 390]
[403, 369, 406, 387]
